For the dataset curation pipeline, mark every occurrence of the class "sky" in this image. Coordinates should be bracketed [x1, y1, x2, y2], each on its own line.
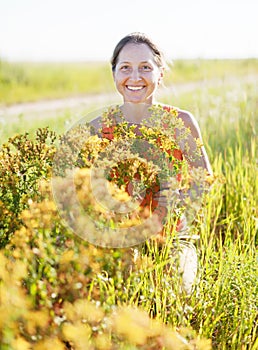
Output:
[0, 0, 257, 62]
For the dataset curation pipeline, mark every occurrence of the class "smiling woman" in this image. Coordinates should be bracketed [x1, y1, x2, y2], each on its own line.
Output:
[111, 32, 165, 109]
[113, 43, 163, 106]
[87, 32, 213, 294]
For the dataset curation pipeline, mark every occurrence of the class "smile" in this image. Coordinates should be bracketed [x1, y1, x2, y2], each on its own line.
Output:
[126, 86, 145, 91]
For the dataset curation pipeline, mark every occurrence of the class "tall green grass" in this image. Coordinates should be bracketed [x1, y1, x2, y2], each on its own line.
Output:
[94, 79, 258, 349]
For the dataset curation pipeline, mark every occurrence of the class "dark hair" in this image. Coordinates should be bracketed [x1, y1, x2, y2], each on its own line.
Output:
[111, 32, 166, 72]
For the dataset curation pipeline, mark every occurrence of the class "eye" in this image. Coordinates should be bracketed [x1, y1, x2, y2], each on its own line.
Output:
[120, 65, 131, 72]
[140, 65, 152, 72]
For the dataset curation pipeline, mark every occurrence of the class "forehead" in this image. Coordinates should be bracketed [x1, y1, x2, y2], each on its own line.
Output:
[117, 43, 156, 63]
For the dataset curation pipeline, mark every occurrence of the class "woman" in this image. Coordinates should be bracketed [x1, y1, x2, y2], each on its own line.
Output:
[90, 32, 213, 294]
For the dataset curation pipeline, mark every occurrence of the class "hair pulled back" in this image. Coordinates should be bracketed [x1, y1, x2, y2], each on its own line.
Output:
[111, 32, 166, 72]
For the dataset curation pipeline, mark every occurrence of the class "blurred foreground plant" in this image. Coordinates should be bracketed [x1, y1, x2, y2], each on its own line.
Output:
[0, 127, 57, 246]
[0, 179, 211, 349]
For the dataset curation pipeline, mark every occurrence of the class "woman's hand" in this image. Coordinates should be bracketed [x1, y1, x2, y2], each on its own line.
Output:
[153, 182, 181, 208]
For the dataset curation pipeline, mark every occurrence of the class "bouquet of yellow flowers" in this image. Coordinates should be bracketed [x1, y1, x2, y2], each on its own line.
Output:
[52, 104, 211, 248]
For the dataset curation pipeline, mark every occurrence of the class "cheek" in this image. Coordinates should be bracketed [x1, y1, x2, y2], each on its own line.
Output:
[152, 68, 163, 81]
[147, 71, 160, 82]
[148, 76, 160, 87]
[113, 72, 124, 86]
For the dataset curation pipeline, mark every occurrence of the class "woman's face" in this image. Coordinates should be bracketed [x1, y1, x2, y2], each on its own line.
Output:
[113, 43, 163, 105]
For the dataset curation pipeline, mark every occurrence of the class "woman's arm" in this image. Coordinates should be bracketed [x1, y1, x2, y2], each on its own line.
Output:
[154, 109, 213, 207]
[177, 110, 213, 176]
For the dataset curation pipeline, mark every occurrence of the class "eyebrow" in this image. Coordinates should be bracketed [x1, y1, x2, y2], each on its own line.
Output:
[118, 60, 152, 65]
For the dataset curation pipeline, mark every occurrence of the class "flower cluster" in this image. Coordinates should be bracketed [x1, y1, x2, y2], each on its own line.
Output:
[0, 113, 212, 349]
[0, 127, 57, 246]
[52, 104, 212, 247]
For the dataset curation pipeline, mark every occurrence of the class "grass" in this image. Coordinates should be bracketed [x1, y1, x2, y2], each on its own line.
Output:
[1, 58, 258, 105]
[0, 60, 114, 105]
[0, 61, 257, 349]
[94, 78, 258, 348]
[164, 81, 257, 345]
[168, 58, 258, 84]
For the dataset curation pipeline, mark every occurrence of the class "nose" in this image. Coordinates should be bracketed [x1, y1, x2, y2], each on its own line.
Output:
[130, 68, 141, 81]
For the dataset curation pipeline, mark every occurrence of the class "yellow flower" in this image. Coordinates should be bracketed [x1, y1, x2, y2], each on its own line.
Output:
[63, 299, 104, 323]
[62, 321, 91, 349]
[10, 337, 31, 350]
[33, 338, 66, 350]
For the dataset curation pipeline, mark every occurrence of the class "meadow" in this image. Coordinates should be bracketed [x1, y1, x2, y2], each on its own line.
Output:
[1, 58, 258, 105]
[0, 59, 257, 349]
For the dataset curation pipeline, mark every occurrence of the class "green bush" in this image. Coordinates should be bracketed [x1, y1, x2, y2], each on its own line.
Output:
[0, 128, 56, 246]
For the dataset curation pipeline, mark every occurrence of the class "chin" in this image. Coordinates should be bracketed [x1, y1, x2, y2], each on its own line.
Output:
[125, 96, 150, 104]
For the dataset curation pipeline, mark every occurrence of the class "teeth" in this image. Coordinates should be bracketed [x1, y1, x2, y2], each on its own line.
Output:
[127, 86, 144, 91]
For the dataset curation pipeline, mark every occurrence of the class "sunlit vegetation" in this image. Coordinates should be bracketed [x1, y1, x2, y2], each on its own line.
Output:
[0, 61, 257, 349]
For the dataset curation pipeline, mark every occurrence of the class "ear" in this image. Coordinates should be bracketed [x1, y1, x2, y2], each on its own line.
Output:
[158, 68, 164, 84]
[160, 67, 164, 79]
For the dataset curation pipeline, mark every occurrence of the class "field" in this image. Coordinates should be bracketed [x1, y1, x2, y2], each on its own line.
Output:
[1, 58, 258, 105]
[0, 59, 257, 349]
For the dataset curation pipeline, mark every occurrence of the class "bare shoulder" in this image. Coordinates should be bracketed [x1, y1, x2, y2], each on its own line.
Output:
[158, 103, 201, 138]
[89, 116, 102, 132]
[176, 108, 202, 139]
[175, 107, 212, 174]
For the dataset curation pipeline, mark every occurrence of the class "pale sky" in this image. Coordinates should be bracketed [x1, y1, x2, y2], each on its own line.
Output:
[0, 0, 257, 62]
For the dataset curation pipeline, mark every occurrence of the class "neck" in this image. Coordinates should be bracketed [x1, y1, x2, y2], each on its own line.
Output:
[120, 102, 154, 123]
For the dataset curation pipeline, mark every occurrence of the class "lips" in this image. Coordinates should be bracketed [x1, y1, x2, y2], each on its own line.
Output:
[126, 85, 145, 91]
